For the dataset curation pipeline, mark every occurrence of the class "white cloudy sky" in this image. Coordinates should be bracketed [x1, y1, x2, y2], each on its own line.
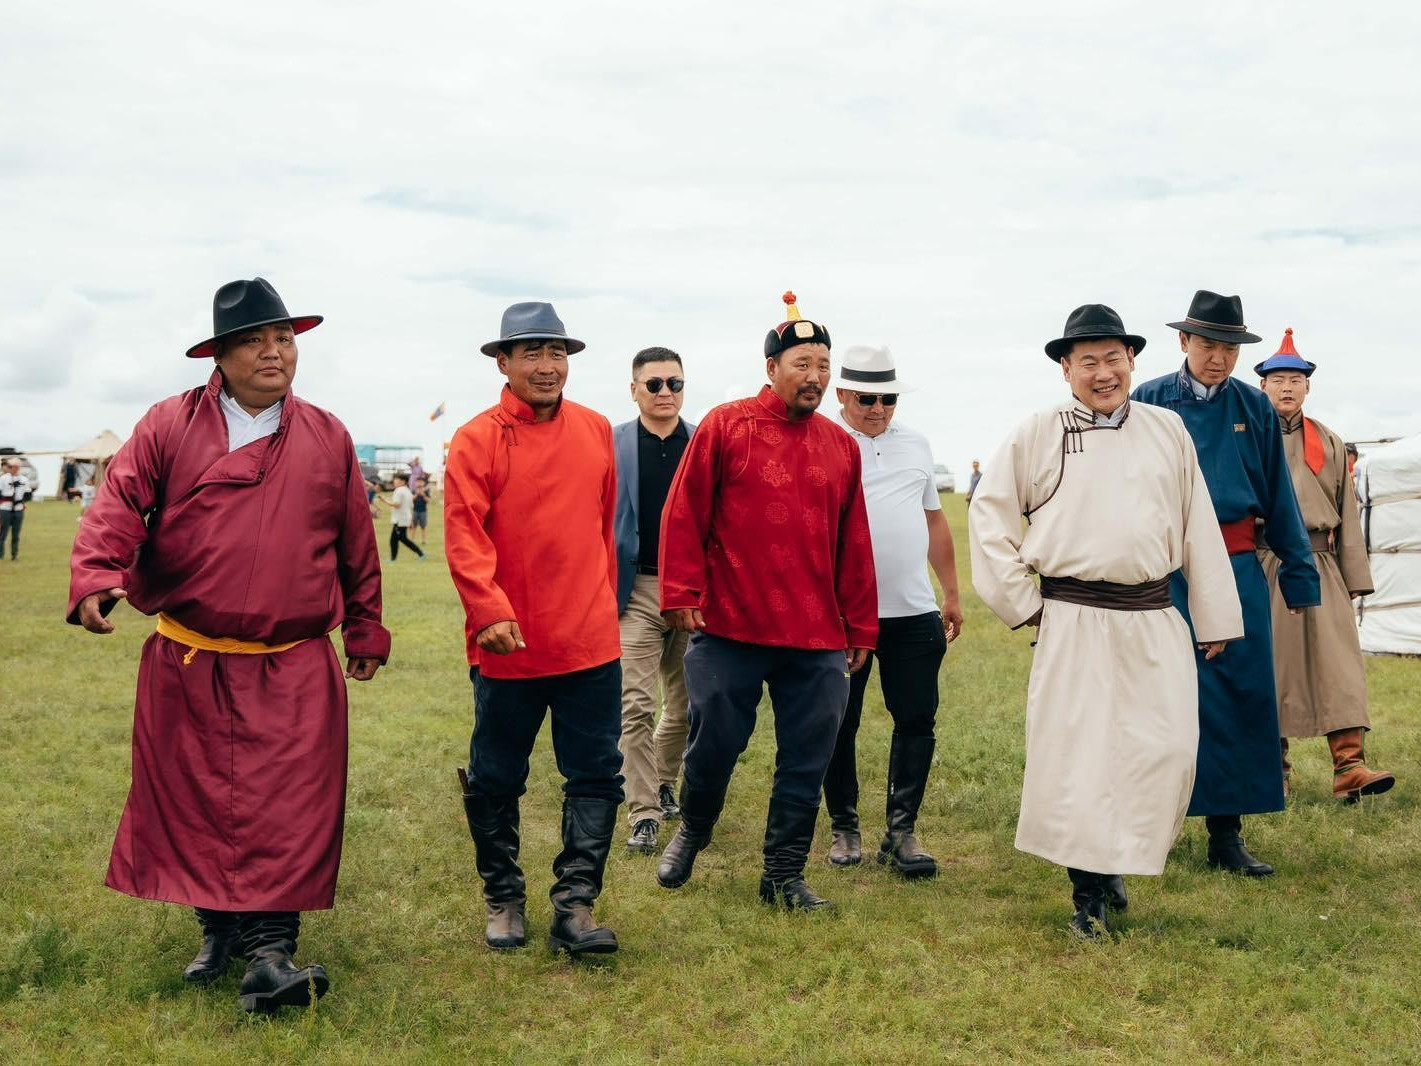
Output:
[4, 1, 1420, 485]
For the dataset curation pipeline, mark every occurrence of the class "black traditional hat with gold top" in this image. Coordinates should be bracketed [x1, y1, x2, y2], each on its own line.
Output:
[764, 291, 831, 357]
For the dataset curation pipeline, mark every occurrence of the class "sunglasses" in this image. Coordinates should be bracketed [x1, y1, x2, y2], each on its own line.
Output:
[854, 393, 898, 407]
[642, 377, 684, 394]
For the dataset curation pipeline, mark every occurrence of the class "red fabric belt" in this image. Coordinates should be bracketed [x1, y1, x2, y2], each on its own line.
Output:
[1220, 518, 1257, 556]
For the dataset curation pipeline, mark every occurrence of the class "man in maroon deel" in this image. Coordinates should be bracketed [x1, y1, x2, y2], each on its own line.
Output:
[67, 278, 389, 1014]
[655, 292, 878, 911]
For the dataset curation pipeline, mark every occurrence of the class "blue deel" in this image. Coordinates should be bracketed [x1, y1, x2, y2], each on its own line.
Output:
[1132, 368, 1320, 816]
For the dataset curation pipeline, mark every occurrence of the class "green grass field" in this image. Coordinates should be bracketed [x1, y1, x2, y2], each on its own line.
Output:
[2, 495, 1418, 1064]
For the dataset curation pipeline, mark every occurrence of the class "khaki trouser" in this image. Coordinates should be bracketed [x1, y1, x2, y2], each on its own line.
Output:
[618, 573, 690, 826]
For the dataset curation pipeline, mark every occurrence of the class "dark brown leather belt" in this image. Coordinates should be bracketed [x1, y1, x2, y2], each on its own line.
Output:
[1258, 528, 1334, 553]
[1039, 575, 1173, 612]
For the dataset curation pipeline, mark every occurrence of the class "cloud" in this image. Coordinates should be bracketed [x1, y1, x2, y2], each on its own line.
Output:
[1, 1, 1419, 466]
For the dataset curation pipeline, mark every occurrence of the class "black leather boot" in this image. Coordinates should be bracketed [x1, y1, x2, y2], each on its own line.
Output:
[823, 746, 861, 867]
[759, 797, 833, 910]
[1206, 815, 1274, 876]
[1067, 868, 1110, 939]
[237, 912, 329, 1013]
[183, 908, 242, 984]
[657, 784, 727, 889]
[877, 734, 938, 878]
[548, 796, 619, 956]
[1103, 875, 1128, 912]
[459, 769, 527, 950]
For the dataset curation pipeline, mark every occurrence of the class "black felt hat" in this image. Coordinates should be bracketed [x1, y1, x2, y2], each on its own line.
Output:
[764, 291, 831, 357]
[1043, 304, 1147, 362]
[1166, 289, 1262, 344]
[186, 278, 322, 358]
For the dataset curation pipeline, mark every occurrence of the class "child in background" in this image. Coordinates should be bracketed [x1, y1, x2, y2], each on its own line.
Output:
[412, 476, 431, 546]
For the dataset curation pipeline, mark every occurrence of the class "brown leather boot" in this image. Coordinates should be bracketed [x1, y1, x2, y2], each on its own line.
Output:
[1328, 728, 1395, 803]
[1280, 737, 1291, 799]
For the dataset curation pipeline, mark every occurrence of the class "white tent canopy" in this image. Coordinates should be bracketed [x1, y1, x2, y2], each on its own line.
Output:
[1356, 433, 1421, 655]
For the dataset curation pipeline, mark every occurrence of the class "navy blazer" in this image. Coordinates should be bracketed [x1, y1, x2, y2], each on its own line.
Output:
[613, 416, 695, 613]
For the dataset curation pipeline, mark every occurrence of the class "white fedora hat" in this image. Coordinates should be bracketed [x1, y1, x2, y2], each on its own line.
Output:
[830, 345, 913, 393]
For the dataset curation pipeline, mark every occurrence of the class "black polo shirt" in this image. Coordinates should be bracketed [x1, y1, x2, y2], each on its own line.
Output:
[637, 418, 690, 571]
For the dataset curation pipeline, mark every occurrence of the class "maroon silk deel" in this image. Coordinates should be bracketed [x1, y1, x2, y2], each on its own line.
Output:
[67, 370, 390, 910]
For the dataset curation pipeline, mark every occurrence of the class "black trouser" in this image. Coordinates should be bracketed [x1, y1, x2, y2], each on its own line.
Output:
[467, 662, 625, 803]
[823, 612, 946, 820]
[0, 509, 23, 558]
[680, 634, 850, 807]
[390, 524, 423, 559]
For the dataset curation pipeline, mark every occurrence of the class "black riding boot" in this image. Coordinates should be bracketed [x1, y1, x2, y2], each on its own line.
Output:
[1205, 815, 1274, 876]
[1103, 874, 1128, 911]
[823, 737, 862, 867]
[877, 734, 938, 878]
[459, 769, 527, 950]
[759, 797, 832, 910]
[183, 908, 241, 984]
[657, 784, 728, 889]
[237, 912, 329, 1013]
[548, 796, 619, 956]
[1067, 868, 1110, 939]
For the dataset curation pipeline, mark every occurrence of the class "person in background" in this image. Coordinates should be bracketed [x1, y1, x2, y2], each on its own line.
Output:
[444, 301, 624, 956]
[79, 477, 97, 521]
[1132, 290, 1319, 878]
[1345, 443, 1361, 500]
[971, 303, 1241, 936]
[409, 455, 426, 487]
[1256, 330, 1394, 802]
[614, 346, 696, 855]
[66, 277, 388, 1012]
[411, 475, 432, 546]
[377, 472, 425, 561]
[0, 458, 34, 560]
[655, 292, 877, 913]
[822, 345, 962, 877]
[966, 460, 982, 504]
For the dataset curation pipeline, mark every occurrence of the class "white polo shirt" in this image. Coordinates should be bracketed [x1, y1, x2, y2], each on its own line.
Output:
[832, 412, 941, 618]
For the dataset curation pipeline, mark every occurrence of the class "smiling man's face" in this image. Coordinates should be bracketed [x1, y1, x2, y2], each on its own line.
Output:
[1060, 337, 1134, 415]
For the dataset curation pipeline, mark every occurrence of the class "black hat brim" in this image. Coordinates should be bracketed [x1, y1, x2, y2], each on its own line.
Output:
[187, 314, 324, 359]
[1166, 321, 1262, 345]
[1044, 332, 1147, 362]
[480, 333, 587, 357]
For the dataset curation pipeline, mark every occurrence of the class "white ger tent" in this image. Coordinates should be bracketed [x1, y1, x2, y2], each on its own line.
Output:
[1356, 433, 1421, 655]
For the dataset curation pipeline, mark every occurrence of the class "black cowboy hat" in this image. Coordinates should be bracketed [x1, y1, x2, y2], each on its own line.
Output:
[186, 278, 323, 358]
[1044, 304, 1147, 362]
[1166, 289, 1262, 345]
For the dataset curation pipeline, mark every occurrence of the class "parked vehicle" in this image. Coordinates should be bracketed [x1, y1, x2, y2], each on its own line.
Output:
[933, 464, 956, 493]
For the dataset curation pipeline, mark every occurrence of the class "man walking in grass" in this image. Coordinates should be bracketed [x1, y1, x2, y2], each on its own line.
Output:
[445, 301, 625, 956]
[377, 472, 425, 561]
[655, 292, 877, 911]
[1133, 291, 1320, 877]
[67, 278, 388, 1011]
[1255, 330, 1395, 802]
[613, 347, 696, 856]
[970, 304, 1242, 937]
[822, 344, 962, 877]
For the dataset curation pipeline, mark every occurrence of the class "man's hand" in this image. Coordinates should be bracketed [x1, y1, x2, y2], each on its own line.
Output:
[476, 619, 526, 655]
[664, 608, 706, 633]
[345, 658, 381, 681]
[941, 597, 964, 643]
[1289, 607, 1306, 616]
[77, 588, 127, 634]
[846, 647, 870, 674]
[1199, 640, 1229, 660]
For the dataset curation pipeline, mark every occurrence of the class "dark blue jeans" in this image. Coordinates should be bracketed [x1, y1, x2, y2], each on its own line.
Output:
[467, 661, 625, 803]
[681, 634, 850, 808]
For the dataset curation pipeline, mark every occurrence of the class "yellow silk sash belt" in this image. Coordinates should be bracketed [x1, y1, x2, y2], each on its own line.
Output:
[156, 612, 307, 665]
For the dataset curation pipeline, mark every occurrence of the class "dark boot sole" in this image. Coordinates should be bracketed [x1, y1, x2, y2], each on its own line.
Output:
[828, 854, 862, 867]
[876, 852, 938, 879]
[1339, 775, 1396, 803]
[548, 935, 618, 956]
[239, 973, 330, 1014]
[486, 938, 527, 951]
[1207, 857, 1275, 877]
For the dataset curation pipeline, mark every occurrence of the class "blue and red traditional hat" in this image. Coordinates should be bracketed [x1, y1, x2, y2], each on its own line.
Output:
[1254, 328, 1317, 377]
